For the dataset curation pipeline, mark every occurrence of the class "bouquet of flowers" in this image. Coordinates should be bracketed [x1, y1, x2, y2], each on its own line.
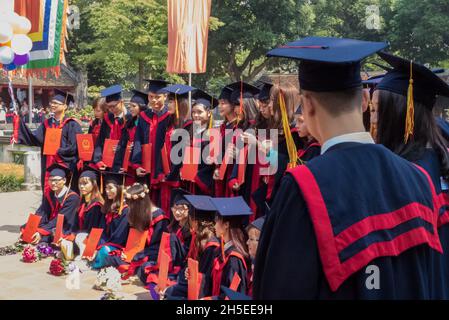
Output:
[93, 267, 124, 300]
[36, 243, 56, 258]
[0, 242, 24, 256]
[21, 245, 41, 263]
[49, 258, 77, 276]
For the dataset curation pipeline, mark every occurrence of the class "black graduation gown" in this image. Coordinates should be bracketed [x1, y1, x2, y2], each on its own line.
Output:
[254, 143, 443, 299]
[214, 121, 237, 197]
[88, 118, 102, 146]
[71, 200, 103, 234]
[98, 206, 130, 249]
[112, 117, 138, 175]
[211, 243, 248, 299]
[29, 188, 80, 243]
[17, 116, 83, 191]
[93, 112, 132, 168]
[298, 141, 321, 162]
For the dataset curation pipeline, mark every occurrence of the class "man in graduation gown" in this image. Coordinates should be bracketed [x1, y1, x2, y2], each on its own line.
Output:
[20, 164, 80, 244]
[254, 37, 444, 299]
[132, 79, 171, 205]
[93, 85, 133, 171]
[15, 90, 82, 192]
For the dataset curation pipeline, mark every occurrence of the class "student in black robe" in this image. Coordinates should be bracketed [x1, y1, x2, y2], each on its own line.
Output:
[112, 90, 149, 186]
[93, 85, 132, 171]
[254, 36, 444, 300]
[20, 163, 80, 244]
[15, 90, 82, 192]
[88, 97, 106, 146]
[294, 106, 321, 162]
[374, 53, 449, 299]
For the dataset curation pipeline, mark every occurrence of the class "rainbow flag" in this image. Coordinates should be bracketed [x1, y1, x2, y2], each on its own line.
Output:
[14, 0, 68, 78]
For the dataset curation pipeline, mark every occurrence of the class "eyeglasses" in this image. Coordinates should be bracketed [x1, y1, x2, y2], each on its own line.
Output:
[171, 206, 188, 213]
[48, 178, 64, 184]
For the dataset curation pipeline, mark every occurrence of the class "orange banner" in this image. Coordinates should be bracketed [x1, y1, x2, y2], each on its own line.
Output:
[166, 0, 211, 74]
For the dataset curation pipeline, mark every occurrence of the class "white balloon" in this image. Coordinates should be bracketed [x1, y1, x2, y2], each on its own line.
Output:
[3, 12, 20, 30]
[0, 21, 13, 44]
[0, 46, 14, 65]
[11, 34, 32, 55]
[15, 16, 31, 34]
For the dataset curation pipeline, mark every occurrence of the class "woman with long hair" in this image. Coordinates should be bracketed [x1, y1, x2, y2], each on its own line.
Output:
[88, 97, 106, 146]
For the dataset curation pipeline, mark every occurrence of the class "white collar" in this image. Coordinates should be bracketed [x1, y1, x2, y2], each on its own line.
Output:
[321, 132, 374, 155]
[56, 186, 69, 199]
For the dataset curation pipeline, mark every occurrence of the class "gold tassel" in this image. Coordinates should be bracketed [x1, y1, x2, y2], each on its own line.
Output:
[279, 90, 298, 168]
[175, 94, 179, 120]
[220, 235, 225, 260]
[404, 61, 414, 143]
[209, 112, 214, 130]
[237, 80, 243, 123]
[118, 175, 125, 215]
[100, 173, 104, 194]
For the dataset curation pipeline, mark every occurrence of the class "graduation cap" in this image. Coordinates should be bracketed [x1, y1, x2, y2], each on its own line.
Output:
[48, 163, 70, 178]
[103, 171, 127, 186]
[362, 74, 385, 89]
[52, 89, 75, 105]
[170, 188, 191, 207]
[256, 80, 273, 101]
[227, 82, 260, 105]
[221, 286, 251, 300]
[183, 195, 217, 221]
[158, 84, 196, 97]
[130, 89, 149, 108]
[193, 89, 219, 110]
[101, 85, 123, 103]
[79, 166, 99, 182]
[218, 86, 233, 101]
[145, 79, 170, 93]
[249, 216, 265, 232]
[294, 105, 302, 115]
[210, 196, 252, 218]
[267, 36, 388, 92]
[377, 52, 449, 108]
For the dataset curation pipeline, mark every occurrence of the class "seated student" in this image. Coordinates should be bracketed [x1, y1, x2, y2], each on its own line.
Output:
[103, 183, 172, 278]
[61, 168, 104, 260]
[20, 164, 80, 245]
[246, 216, 264, 297]
[162, 194, 220, 300]
[91, 172, 130, 269]
[168, 189, 193, 254]
[294, 106, 321, 162]
[210, 196, 251, 299]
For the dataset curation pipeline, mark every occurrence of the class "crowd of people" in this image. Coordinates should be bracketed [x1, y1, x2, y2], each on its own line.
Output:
[10, 36, 449, 300]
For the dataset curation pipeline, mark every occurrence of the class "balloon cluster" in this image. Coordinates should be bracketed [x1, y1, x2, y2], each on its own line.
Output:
[0, 12, 33, 71]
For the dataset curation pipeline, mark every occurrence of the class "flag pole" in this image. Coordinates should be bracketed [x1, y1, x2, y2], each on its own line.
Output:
[188, 73, 192, 110]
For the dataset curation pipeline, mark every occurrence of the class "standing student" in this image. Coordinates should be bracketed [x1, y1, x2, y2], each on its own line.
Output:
[112, 90, 149, 185]
[88, 97, 106, 146]
[93, 85, 132, 171]
[133, 80, 170, 205]
[157, 84, 196, 215]
[210, 196, 251, 299]
[91, 172, 130, 269]
[15, 90, 83, 192]
[294, 106, 321, 162]
[182, 90, 218, 195]
[374, 52, 449, 299]
[20, 164, 80, 245]
[254, 37, 443, 299]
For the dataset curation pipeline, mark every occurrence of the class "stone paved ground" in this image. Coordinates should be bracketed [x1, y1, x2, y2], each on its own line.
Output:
[0, 191, 151, 300]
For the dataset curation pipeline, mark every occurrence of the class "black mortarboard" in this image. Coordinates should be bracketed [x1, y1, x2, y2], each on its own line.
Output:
[249, 216, 265, 232]
[221, 286, 251, 300]
[52, 89, 75, 105]
[103, 171, 126, 186]
[218, 86, 233, 101]
[130, 89, 149, 108]
[377, 52, 449, 109]
[362, 74, 385, 89]
[183, 195, 216, 220]
[170, 188, 191, 207]
[158, 84, 196, 98]
[227, 82, 260, 105]
[210, 196, 252, 217]
[145, 79, 170, 93]
[79, 166, 99, 182]
[257, 81, 273, 101]
[193, 89, 219, 109]
[48, 163, 70, 178]
[267, 37, 388, 92]
[101, 85, 123, 103]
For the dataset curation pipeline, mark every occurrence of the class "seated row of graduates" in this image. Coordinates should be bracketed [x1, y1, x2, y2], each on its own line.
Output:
[19, 161, 264, 299]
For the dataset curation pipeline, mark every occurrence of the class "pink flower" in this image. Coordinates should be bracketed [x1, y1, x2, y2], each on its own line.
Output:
[22, 246, 39, 263]
[49, 259, 66, 276]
